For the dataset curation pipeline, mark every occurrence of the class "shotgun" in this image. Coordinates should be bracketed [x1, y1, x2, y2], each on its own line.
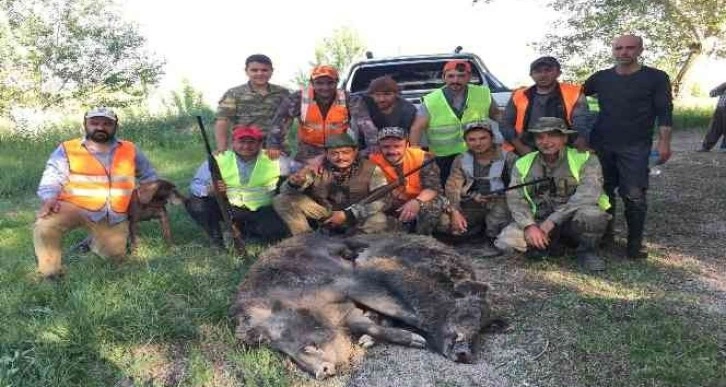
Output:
[195, 116, 246, 255]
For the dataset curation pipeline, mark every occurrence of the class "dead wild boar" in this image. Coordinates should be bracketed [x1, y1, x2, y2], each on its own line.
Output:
[230, 235, 427, 379]
[230, 233, 495, 379]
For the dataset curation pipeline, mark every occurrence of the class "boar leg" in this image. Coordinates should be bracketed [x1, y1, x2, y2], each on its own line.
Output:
[347, 286, 421, 329]
[345, 308, 426, 348]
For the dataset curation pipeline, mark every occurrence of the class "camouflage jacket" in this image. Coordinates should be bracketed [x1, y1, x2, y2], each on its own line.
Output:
[216, 82, 290, 134]
[280, 158, 388, 220]
[506, 147, 605, 228]
[445, 148, 517, 211]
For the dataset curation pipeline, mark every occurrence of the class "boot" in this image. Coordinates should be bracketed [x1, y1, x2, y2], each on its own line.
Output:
[478, 238, 502, 258]
[576, 234, 605, 272]
[624, 198, 648, 259]
[600, 201, 616, 248]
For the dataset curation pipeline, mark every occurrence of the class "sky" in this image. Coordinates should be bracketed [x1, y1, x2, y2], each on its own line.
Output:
[121, 0, 725, 108]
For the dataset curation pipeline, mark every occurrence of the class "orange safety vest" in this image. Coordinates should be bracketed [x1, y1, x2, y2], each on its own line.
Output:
[369, 147, 426, 200]
[58, 139, 136, 213]
[298, 87, 349, 147]
[504, 83, 582, 152]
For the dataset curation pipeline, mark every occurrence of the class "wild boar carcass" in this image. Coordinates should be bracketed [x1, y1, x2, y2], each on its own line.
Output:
[230, 233, 494, 378]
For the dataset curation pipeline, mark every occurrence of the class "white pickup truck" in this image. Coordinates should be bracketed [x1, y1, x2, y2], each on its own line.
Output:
[342, 50, 512, 111]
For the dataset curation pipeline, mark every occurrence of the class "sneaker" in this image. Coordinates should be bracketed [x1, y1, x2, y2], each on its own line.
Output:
[627, 245, 648, 259]
[478, 240, 502, 258]
[578, 251, 606, 272]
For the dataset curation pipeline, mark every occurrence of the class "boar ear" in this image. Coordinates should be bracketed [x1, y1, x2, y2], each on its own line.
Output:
[454, 280, 489, 298]
[235, 324, 270, 345]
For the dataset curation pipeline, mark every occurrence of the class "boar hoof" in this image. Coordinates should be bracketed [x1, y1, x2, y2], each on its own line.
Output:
[410, 333, 427, 348]
[358, 334, 375, 348]
[315, 362, 336, 380]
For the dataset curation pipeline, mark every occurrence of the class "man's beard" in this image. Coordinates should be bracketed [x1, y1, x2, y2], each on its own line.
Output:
[87, 130, 113, 143]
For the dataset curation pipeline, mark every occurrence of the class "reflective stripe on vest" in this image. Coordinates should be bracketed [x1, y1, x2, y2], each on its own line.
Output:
[460, 150, 507, 192]
[299, 87, 349, 147]
[59, 139, 136, 212]
[423, 84, 491, 157]
[503, 83, 582, 152]
[369, 147, 426, 200]
[215, 151, 280, 211]
[514, 147, 610, 215]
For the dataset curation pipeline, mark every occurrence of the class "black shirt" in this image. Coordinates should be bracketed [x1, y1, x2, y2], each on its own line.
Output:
[583, 66, 673, 147]
[363, 96, 417, 132]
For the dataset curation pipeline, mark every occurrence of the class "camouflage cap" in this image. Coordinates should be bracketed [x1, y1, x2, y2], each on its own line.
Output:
[324, 132, 358, 149]
[463, 121, 492, 135]
[84, 107, 117, 122]
[377, 126, 407, 141]
[528, 117, 577, 134]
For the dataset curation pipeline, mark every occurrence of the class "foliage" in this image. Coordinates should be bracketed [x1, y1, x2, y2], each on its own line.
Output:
[161, 79, 213, 118]
[291, 26, 366, 87]
[532, 0, 726, 95]
[0, 0, 164, 115]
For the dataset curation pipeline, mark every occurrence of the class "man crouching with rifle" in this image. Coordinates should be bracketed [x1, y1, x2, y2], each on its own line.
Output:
[273, 132, 389, 235]
[441, 121, 517, 257]
[187, 120, 288, 252]
[369, 126, 446, 235]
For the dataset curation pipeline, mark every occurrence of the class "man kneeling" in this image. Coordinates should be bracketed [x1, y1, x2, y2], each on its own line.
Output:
[186, 125, 289, 247]
[494, 117, 611, 272]
[273, 133, 388, 235]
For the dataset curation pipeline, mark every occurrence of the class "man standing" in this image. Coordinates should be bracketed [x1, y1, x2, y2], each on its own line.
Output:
[34, 107, 158, 278]
[268, 65, 350, 163]
[186, 125, 289, 246]
[370, 127, 447, 235]
[350, 75, 424, 154]
[410, 60, 501, 185]
[214, 54, 290, 154]
[583, 34, 673, 259]
[273, 133, 388, 235]
[494, 117, 611, 272]
[443, 122, 516, 256]
[502, 56, 590, 155]
[698, 81, 726, 152]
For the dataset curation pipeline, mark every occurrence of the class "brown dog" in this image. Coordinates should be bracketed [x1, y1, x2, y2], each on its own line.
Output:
[72, 179, 186, 254]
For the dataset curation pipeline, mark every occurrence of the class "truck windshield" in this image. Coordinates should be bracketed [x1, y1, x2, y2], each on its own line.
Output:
[347, 60, 508, 95]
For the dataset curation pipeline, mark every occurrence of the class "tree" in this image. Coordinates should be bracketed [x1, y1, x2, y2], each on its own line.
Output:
[291, 26, 366, 87]
[534, 0, 726, 96]
[0, 0, 164, 115]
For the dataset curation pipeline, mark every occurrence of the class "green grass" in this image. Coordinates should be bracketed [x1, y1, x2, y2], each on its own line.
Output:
[1, 111, 724, 386]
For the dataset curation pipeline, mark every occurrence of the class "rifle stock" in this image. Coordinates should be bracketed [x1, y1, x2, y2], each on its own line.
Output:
[195, 116, 246, 255]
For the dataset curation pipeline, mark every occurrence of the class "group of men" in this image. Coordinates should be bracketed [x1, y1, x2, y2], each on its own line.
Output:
[33, 33, 673, 278]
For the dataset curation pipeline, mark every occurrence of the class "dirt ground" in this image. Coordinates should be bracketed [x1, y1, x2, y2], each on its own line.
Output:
[292, 130, 725, 387]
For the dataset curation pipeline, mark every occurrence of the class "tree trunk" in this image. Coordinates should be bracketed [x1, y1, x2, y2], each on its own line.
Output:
[672, 45, 703, 97]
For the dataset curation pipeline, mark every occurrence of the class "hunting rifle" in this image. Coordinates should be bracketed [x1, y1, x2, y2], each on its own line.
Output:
[353, 156, 437, 206]
[195, 116, 246, 255]
[465, 176, 554, 202]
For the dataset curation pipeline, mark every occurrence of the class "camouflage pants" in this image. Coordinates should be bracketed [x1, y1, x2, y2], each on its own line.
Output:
[273, 193, 388, 235]
[439, 198, 510, 238]
[494, 206, 610, 252]
[33, 201, 128, 277]
[386, 196, 447, 235]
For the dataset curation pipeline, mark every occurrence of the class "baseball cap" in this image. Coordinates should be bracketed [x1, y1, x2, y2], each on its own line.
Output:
[84, 107, 117, 122]
[443, 60, 472, 74]
[530, 56, 561, 72]
[528, 117, 577, 134]
[311, 65, 339, 80]
[377, 126, 407, 141]
[232, 125, 264, 141]
[463, 121, 493, 135]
